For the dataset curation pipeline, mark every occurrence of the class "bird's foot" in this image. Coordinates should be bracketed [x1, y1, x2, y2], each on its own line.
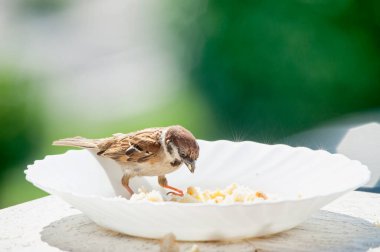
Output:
[126, 186, 134, 195]
[164, 185, 184, 197]
[121, 175, 134, 195]
[166, 191, 184, 197]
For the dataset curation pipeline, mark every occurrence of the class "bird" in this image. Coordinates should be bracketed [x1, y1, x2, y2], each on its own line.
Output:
[53, 125, 199, 197]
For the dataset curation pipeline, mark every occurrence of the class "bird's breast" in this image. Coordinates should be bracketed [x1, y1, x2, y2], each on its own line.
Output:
[148, 162, 180, 176]
[121, 150, 182, 177]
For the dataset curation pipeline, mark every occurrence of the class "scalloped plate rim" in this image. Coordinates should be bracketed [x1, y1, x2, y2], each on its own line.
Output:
[25, 139, 371, 207]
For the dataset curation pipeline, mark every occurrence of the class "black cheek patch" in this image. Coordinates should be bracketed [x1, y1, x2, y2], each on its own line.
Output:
[167, 144, 173, 154]
[170, 159, 182, 167]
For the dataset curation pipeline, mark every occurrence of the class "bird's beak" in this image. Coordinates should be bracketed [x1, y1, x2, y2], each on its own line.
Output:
[184, 160, 196, 173]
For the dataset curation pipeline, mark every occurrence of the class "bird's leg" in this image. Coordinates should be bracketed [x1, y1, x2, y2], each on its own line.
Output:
[121, 174, 134, 195]
[158, 175, 184, 197]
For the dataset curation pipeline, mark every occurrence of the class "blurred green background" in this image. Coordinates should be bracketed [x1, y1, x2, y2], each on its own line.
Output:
[1, 0, 380, 208]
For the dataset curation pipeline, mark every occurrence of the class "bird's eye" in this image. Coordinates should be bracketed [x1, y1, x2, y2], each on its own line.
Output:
[179, 153, 186, 158]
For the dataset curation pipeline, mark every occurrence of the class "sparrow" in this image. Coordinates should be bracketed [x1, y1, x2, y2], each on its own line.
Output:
[53, 125, 199, 197]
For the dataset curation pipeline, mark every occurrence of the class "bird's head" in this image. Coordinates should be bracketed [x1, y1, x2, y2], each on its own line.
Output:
[165, 125, 199, 173]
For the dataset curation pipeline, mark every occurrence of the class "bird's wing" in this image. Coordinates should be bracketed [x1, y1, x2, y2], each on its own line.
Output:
[99, 128, 162, 163]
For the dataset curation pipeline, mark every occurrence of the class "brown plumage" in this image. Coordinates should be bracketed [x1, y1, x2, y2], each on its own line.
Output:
[53, 125, 199, 196]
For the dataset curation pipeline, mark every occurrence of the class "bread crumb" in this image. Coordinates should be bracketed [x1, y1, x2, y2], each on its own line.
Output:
[130, 184, 273, 204]
[160, 233, 179, 252]
[187, 244, 200, 252]
[130, 188, 164, 202]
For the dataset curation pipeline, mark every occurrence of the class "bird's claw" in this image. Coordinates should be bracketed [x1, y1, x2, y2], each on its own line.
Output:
[166, 191, 184, 197]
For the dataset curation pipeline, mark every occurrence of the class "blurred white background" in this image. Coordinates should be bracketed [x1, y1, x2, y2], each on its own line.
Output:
[0, 0, 183, 121]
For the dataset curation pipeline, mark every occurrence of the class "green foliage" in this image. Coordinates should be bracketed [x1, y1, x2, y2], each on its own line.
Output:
[0, 86, 216, 208]
[171, 0, 380, 142]
[17, 0, 69, 14]
[1, 168, 47, 207]
[0, 68, 43, 169]
[43, 86, 218, 153]
[0, 67, 44, 207]
[3, 0, 380, 207]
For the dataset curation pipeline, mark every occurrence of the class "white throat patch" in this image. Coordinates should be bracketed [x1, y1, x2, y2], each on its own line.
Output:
[161, 128, 181, 162]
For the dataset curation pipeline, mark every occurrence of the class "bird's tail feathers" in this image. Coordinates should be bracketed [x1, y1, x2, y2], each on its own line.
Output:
[53, 136, 99, 149]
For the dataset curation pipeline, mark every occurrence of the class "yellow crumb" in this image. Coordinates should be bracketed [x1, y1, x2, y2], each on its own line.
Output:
[187, 244, 200, 252]
[130, 184, 271, 204]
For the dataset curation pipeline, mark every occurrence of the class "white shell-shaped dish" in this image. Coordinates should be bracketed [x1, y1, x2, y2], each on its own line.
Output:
[25, 140, 370, 241]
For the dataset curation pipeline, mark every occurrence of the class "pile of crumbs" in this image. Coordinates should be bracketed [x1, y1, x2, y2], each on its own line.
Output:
[130, 183, 271, 204]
